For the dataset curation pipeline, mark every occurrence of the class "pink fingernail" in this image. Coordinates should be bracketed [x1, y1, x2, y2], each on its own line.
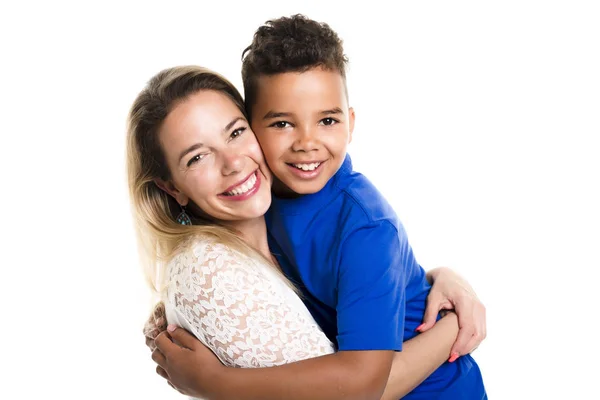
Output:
[415, 324, 425, 332]
[167, 324, 176, 332]
[448, 352, 459, 363]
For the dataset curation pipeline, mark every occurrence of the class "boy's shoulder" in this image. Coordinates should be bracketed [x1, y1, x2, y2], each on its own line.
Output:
[332, 168, 400, 231]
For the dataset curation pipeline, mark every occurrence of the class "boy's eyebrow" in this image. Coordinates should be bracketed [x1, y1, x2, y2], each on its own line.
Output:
[321, 107, 344, 115]
[262, 108, 344, 120]
[262, 111, 292, 120]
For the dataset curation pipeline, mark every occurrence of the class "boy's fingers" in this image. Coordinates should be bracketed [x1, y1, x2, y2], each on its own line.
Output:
[168, 382, 185, 395]
[156, 365, 169, 380]
[143, 324, 162, 340]
[155, 331, 177, 356]
[167, 325, 199, 350]
[151, 348, 167, 369]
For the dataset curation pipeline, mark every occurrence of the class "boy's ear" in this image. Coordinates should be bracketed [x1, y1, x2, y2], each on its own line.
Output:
[154, 178, 189, 206]
[348, 107, 356, 144]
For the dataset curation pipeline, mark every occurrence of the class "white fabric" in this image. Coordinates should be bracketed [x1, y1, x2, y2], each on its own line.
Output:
[163, 237, 335, 373]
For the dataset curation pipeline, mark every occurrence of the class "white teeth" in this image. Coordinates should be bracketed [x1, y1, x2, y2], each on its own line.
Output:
[225, 173, 257, 196]
[292, 162, 321, 171]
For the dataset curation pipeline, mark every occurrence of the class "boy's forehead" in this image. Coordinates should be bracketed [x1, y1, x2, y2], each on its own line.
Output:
[254, 68, 348, 109]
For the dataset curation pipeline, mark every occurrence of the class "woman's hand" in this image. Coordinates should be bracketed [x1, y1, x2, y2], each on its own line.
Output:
[421, 267, 486, 360]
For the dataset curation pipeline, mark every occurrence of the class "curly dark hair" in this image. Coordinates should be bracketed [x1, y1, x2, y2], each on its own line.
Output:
[241, 14, 349, 119]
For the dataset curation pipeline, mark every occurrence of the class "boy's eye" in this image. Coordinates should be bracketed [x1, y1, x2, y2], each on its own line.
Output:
[320, 117, 338, 126]
[187, 154, 205, 167]
[270, 121, 291, 129]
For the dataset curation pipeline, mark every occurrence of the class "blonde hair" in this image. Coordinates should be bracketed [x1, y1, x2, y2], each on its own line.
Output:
[126, 65, 297, 295]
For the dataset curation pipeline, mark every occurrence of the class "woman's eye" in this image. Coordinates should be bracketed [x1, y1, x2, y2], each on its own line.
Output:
[230, 127, 246, 140]
[187, 154, 204, 167]
[270, 121, 291, 129]
[320, 117, 338, 126]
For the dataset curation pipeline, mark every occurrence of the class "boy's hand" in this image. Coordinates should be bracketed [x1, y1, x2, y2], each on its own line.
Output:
[420, 267, 486, 359]
[143, 302, 167, 352]
[153, 325, 223, 398]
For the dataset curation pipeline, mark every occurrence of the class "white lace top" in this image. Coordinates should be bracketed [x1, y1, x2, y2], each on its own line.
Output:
[163, 237, 335, 371]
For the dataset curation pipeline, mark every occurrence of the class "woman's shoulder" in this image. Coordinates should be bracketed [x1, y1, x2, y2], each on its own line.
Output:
[167, 234, 256, 276]
[173, 234, 231, 257]
[164, 235, 245, 298]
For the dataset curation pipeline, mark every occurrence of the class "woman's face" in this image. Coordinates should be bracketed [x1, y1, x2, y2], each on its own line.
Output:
[158, 90, 272, 223]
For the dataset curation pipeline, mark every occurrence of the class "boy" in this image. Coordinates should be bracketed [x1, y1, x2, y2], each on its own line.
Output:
[150, 15, 486, 399]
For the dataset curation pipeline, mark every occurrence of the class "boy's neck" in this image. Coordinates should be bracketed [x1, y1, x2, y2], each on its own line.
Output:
[271, 177, 303, 199]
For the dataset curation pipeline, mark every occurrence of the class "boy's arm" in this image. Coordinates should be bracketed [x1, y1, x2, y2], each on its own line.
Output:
[152, 221, 407, 400]
[149, 223, 471, 399]
[153, 311, 458, 400]
[334, 220, 450, 397]
[382, 312, 459, 399]
[154, 331, 393, 400]
[150, 237, 394, 400]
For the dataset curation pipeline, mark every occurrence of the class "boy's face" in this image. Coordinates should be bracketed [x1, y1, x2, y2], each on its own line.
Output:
[250, 67, 355, 196]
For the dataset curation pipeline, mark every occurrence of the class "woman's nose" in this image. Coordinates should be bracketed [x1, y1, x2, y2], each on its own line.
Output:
[221, 150, 245, 176]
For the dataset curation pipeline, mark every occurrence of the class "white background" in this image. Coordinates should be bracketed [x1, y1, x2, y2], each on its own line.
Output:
[1, 1, 598, 398]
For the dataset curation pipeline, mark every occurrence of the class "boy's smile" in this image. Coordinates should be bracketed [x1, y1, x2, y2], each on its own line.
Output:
[286, 160, 325, 179]
[250, 67, 355, 196]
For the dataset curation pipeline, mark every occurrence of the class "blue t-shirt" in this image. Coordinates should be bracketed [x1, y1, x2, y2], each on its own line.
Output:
[266, 155, 486, 399]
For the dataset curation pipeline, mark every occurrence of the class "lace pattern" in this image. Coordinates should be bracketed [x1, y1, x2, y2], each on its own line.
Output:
[165, 238, 334, 368]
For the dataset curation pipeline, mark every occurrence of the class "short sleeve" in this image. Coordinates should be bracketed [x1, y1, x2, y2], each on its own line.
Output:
[336, 221, 416, 351]
[164, 239, 335, 368]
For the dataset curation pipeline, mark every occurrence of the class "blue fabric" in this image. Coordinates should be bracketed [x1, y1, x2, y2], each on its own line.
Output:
[266, 154, 486, 398]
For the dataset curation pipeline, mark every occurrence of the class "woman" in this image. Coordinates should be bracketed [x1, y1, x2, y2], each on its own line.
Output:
[128, 65, 472, 399]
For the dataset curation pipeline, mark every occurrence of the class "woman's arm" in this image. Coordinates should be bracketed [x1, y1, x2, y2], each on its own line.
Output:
[157, 329, 394, 400]
[208, 314, 459, 400]
[154, 239, 457, 400]
[163, 239, 335, 368]
[156, 314, 458, 400]
[156, 239, 394, 400]
[382, 312, 459, 400]
[423, 267, 486, 356]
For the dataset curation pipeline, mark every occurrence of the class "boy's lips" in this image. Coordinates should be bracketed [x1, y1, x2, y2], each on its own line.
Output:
[218, 170, 261, 200]
[285, 160, 326, 179]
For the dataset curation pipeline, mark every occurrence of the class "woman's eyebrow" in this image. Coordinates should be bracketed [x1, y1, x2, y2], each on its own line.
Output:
[178, 143, 204, 163]
[223, 117, 244, 133]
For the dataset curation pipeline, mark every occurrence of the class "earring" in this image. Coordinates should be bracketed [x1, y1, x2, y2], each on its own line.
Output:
[176, 205, 192, 226]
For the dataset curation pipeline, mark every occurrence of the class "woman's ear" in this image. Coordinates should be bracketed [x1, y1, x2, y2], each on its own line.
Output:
[154, 179, 189, 206]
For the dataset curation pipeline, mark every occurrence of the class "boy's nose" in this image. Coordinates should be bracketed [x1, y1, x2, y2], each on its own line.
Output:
[292, 127, 319, 152]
